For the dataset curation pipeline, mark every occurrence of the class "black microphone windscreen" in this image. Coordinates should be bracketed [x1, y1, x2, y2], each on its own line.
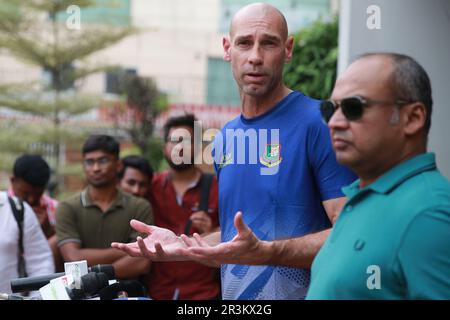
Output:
[10, 272, 65, 293]
[98, 282, 122, 300]
[89, 264, 115, 280]
[81, 272, 109, 296]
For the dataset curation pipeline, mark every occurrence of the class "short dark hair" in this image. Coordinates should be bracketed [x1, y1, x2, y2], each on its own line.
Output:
[119, 155, 153, 181]
[163, 114, 197, 142]
[82, 135, 120, 158]
[13, 154, 50, 187]
[358, 52, 433, 134]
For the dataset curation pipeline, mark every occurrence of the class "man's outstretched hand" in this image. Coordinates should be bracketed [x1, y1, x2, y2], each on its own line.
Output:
[182, 211, 269, 266]
[111, 219, 190, 261]
[112, 212, 269, 266]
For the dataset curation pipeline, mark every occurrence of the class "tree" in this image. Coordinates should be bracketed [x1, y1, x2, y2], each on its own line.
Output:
[0, 0, 137, 192]
[284, 16, 339, 100]
[107, 72, 167, 169]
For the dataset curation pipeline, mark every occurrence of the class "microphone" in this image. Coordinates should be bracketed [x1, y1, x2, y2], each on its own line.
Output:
[10, 264, 115, 293]
[88, 264, 115, 280]
[98, 280, 147, 300]
[0, 293, 40, 300]
[67, 272, 110, 300]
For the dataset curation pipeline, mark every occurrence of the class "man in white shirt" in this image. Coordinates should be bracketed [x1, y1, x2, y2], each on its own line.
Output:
[0, 191, 55, 296]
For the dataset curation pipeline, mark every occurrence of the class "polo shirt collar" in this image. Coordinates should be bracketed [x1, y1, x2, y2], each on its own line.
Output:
[81, 187, 127, 209]
[342, 152, 436, 198]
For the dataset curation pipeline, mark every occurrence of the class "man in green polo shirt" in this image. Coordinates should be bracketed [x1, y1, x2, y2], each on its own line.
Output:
[306, 53, 450, 299]
[56, 134, 154, 280]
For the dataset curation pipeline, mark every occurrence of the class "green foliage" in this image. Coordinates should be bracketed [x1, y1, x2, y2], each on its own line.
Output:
[0, 120, 89, 170]
[144, 136, 166, 172]
[0, 0, 137, 193]
[119, 136, 165, 175]
[115, 73, 168, 169]
[284, 16, 339, 100]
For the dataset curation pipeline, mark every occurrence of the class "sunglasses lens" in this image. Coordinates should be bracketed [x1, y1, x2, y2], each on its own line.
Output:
[341, 97, 364, 121]
[320, 101, 335, 123]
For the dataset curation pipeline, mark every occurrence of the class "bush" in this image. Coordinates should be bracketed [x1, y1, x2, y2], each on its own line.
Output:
[284, 16, 339, 100]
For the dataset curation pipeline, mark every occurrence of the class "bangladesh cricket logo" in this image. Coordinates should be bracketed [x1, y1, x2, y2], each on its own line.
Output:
[260, 144, 282, 167]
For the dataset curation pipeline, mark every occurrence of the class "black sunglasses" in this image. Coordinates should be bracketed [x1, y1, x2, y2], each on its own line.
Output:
[320, 96, 411, 123]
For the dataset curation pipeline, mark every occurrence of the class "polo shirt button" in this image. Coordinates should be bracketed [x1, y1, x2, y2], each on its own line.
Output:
[354, 239, 365, 251]
[346, 205, 353, 212]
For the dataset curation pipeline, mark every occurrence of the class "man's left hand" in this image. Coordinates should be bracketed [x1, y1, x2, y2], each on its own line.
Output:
[181, 211, 270, 266]
[190, 210, 213, 234]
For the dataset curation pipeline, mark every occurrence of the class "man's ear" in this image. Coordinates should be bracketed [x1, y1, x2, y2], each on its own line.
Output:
[402, 102, 427, 136]
[285, 36, 294, 63]
[223, 36, 231, 62]
[10, 176, 15, 185]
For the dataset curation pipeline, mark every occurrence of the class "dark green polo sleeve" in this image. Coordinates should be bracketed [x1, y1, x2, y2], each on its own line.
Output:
[128, 197, 154, 242]
[55, 200, 82, 246]
[396, 208, 450, 299]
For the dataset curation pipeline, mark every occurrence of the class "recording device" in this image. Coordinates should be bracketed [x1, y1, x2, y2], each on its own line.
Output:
[63, 275, 147, 300]
[8, 263, 147, 300]
[10, 264, 115, 293]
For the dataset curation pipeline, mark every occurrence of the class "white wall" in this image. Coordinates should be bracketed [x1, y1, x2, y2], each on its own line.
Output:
[132, 0, 220, 33]
[339, 0, 450, 179]
[81, 0, 224, 104]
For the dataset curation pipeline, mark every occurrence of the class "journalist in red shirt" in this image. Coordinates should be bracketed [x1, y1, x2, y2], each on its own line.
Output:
[147, 114, 221, 300]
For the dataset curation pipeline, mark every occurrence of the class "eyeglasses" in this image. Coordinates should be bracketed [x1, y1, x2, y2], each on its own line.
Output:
[166, 137, 194, 145]
[320, 95, 412, 124]
[83, 157, 112, 168]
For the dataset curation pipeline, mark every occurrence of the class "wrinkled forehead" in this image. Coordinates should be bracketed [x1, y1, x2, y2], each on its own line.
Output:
[230, 6, 287, 40]
[331, 56, 394, 100]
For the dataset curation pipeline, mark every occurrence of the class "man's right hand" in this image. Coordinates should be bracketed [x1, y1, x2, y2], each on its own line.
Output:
[111, 219, 191, 262]
[32, 205, 55, 238]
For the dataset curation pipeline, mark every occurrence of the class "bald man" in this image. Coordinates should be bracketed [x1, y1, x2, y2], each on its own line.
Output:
[112, 3, 355, 300]
[306, 53, 450, 299]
